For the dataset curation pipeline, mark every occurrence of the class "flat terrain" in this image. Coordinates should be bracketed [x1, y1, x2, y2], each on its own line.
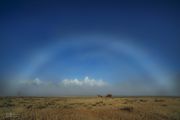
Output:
[0, 97, 180, 120]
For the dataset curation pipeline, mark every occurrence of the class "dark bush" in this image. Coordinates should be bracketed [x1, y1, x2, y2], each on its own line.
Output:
[120, 106, 134, 112]
[154, 99, 164, 102]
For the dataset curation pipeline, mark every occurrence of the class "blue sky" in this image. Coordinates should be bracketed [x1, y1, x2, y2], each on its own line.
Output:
[0, 0, 180, 96]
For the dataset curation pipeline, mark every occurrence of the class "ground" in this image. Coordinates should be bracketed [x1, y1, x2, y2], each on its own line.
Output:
[0, 97, 180, 120]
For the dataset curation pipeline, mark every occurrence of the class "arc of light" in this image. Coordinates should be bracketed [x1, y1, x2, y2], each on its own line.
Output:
[16, 35, 171, 90]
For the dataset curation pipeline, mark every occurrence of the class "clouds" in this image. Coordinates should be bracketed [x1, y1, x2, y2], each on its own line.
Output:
[7, 77, 109, 96]
[3, 75, 179, 96]
[62, 76, 107, 87]
[19, 78, 43, 86]
[19, 76, 108, 88]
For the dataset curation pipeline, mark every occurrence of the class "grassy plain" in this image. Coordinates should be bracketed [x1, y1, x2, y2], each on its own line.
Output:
[0, 96, 179, 120]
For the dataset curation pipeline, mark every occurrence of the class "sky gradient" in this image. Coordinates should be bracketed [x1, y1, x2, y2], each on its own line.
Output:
[0, 0, 180, 96]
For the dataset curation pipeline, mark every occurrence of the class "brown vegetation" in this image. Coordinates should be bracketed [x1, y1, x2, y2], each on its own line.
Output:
[0, 97, 180, 120]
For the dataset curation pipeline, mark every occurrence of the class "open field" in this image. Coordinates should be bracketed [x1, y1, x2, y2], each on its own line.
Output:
[0, 97, 180, 120]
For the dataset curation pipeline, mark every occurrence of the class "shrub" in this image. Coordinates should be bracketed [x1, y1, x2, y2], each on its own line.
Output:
[139, 99, 147, 102]
[154, 99, 164, 102]
[120, 106, 134, 112]
[26, 105, 33, 109]
[161, 104, 167, 107]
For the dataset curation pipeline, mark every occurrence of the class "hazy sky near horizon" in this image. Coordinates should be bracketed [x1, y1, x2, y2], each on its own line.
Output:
[0, 0, 180, 96]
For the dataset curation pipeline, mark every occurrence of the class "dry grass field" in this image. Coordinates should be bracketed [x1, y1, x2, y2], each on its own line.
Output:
[0, 97, 179, 120]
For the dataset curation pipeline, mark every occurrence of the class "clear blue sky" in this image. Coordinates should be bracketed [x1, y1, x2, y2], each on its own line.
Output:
[0, 0, 179, 96]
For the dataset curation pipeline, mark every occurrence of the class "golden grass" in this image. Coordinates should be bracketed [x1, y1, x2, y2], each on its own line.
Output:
[0, 97, 180, 120]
